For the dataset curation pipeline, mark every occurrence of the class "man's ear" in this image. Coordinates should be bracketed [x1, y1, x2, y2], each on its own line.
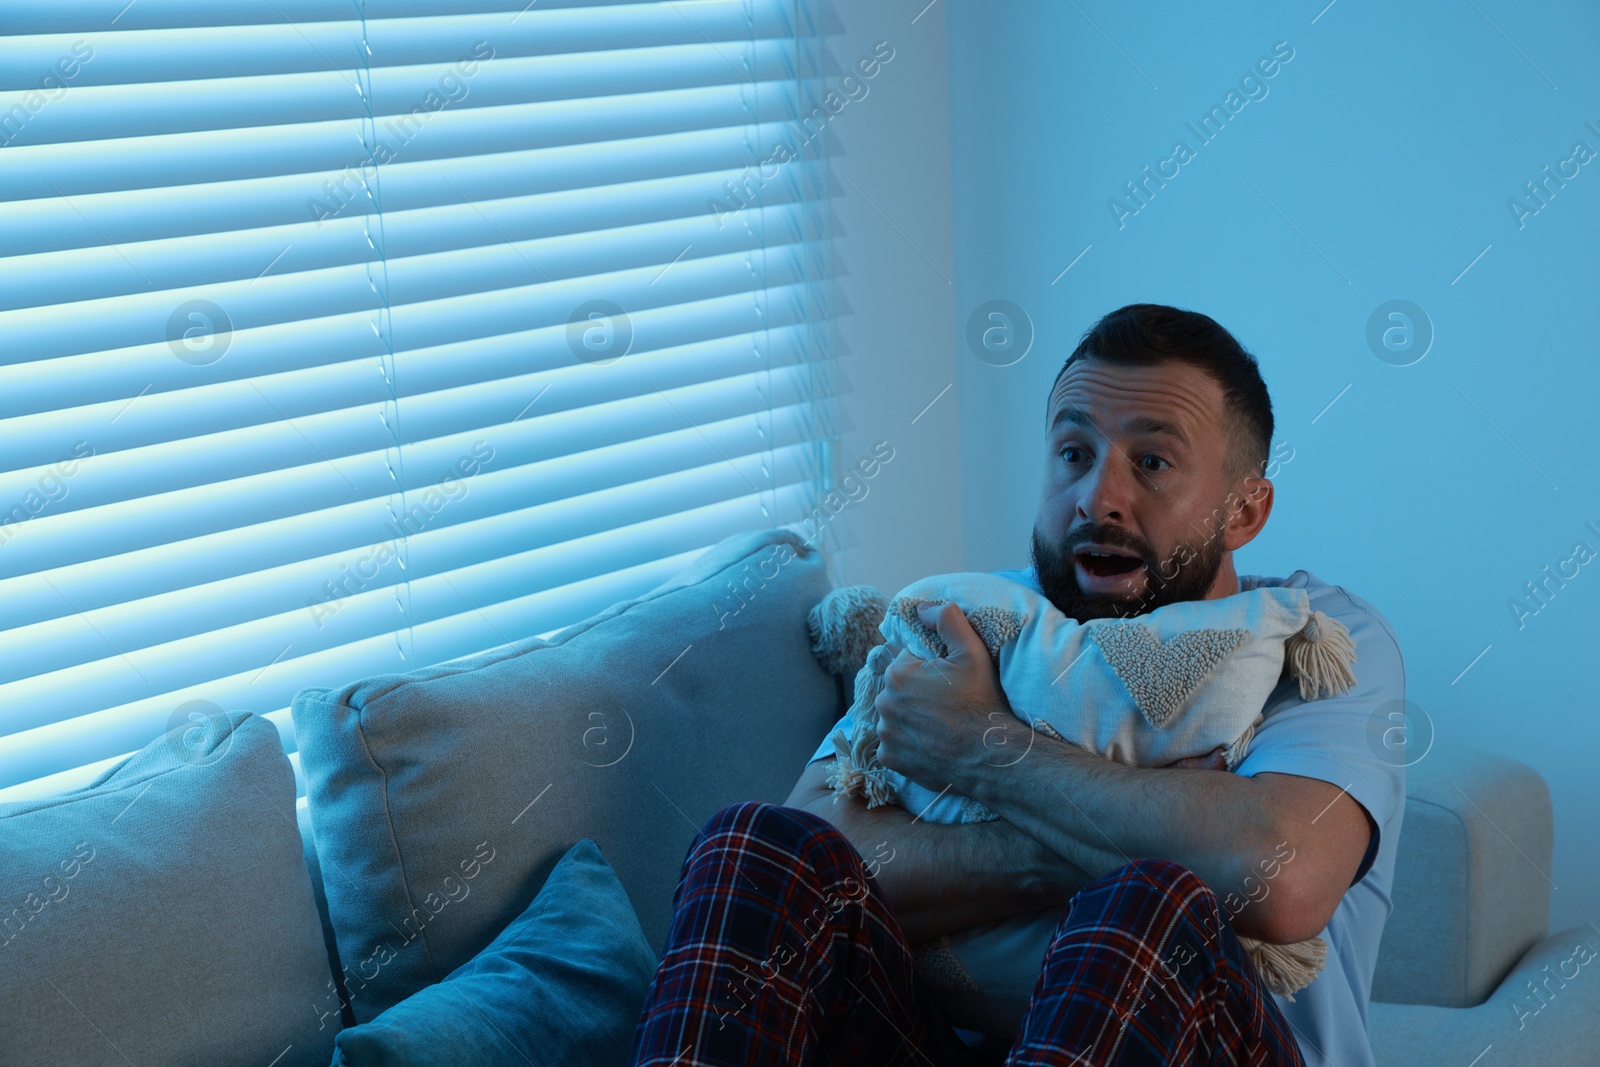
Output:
[1223, 475, 1273, 551]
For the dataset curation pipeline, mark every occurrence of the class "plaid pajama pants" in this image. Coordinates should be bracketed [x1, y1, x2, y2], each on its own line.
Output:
[630, 801, 1307, 1067]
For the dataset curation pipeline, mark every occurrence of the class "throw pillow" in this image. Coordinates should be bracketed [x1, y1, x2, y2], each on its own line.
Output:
[828, 572, 1354, 819]
[331, 838, 654, 1067]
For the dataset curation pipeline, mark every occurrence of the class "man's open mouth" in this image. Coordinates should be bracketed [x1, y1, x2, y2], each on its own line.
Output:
[1074, 549, 1145, 578]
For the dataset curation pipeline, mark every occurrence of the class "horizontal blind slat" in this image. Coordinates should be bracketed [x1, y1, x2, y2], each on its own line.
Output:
[0, 0, 718, 36]
[0, 241, 827, 367]
[4, 42, 807, 142]
[0, 445, 825, 683]
[2, 80, 807, 191]
[0, 401, 838, 633]
[0, 122, 821, 255]
[4, 33, 796, 94]
[0, 196, 819, 315]
[3, 317, 819, 470]
[2, 2, 795, 86]
[0, 447, 819, 681]
[0, 358, 844, 556]
[0, 485, 832, 784]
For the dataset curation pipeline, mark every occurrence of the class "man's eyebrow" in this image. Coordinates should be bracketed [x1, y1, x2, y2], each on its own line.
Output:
[1049, 405, 1092, 433]
[1125, 415, 1191, 447]
[1049, 405, 1191, 447]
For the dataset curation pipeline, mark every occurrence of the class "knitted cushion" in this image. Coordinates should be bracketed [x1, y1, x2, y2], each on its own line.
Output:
[830, 572, 1351, 822]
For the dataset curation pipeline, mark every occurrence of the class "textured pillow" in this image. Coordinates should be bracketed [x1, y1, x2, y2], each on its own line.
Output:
[331, 838, 654, 1067]
[0, 710, 339, 1067]
[292, 527, 838, 1022]
[831, 571, 1349, 822]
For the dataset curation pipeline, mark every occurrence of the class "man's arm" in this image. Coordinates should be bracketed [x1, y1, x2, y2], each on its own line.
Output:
[783, 757, 1090, 945]
[783, 742, 1239, 944]
[875, 601, 1374, 945]
[962, 737, 1373, 943]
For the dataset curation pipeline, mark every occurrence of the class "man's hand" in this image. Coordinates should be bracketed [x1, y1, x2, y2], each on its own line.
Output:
[877, 599, 1230, 783]
[873, 601, 1013, 798]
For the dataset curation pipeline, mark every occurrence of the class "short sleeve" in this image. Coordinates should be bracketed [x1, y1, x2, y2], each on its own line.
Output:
[1233, 585, 1408, 885]
[808, 709, 852, 766]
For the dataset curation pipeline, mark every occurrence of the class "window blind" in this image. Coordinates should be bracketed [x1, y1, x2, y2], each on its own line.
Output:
[0, 0, 845, 802]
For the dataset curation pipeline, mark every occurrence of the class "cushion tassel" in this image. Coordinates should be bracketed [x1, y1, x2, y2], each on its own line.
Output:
[807, 585, 889, 679]
[1238, 935, 1329, 1000]
[826, 643, 897, 808]
[1283, 609, 1358, 701]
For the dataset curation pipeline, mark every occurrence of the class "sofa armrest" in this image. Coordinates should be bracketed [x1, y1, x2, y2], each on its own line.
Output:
[1369, 926, 1600, 1066]
[1372, 744, 1553, 1007]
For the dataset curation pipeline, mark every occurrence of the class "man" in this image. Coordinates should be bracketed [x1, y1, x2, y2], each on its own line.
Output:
[631, 304, 1406, 1066]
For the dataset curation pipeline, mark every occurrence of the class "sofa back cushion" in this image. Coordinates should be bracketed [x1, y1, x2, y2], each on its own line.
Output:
[0, 710, 339, 1066]
[292, 527, 839, 1021]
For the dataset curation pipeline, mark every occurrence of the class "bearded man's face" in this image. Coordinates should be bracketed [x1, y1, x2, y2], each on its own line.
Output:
[1034, 356, 1269, 620]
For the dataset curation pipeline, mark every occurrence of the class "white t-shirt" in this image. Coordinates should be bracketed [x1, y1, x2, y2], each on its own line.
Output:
[807, 565, 1407, 1067]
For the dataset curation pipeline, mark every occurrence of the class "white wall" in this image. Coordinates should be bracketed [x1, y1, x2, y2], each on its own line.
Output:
[942, 0, 1600, 933]
[817, 0, 964, 596]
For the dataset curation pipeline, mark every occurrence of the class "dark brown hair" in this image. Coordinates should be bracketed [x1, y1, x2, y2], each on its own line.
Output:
[1052, 303, 1275, 483]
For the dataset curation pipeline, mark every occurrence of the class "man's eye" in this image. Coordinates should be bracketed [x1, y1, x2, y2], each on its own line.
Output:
[1060, 445, 1087, 464]
[1140, 455, 1171, 472]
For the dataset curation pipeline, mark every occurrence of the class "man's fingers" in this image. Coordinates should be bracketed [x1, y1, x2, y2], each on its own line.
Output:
[916, 600, 989, 663]
[880, 641, 918, 686]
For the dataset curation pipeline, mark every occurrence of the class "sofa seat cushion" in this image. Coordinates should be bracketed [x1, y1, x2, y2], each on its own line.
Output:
[292, 527, 838, 1021]
[0, 710, 338, 1066]
[1370, 927, 1600, 1066]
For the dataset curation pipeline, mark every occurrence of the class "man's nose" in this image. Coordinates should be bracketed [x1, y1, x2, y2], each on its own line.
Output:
[1076, 454, 1133, 524]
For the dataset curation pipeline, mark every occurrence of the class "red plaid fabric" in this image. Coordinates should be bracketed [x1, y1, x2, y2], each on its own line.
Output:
[630, 802, 1306, 1067]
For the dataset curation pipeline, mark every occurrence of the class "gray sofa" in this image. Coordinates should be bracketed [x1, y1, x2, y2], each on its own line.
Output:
[9, 526, 1590, 1063]
[289, 526, 1597, 1062]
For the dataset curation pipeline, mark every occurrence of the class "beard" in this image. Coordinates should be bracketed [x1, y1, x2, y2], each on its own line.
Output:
[1029, 519, 1227, 621]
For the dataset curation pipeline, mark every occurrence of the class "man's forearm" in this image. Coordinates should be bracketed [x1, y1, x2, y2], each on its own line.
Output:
[794, 785, 1089, 944]
[867, 599, 1375, 947]
[964, 736, 1293, 941]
